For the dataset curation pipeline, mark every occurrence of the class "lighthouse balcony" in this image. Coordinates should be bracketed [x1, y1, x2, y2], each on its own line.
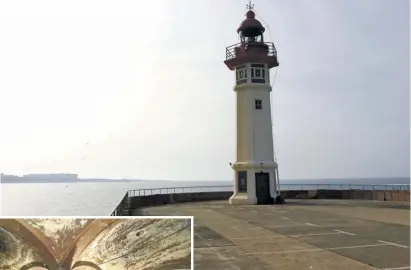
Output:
[226, 41, 277, 60]
[225, 42, 279, 70]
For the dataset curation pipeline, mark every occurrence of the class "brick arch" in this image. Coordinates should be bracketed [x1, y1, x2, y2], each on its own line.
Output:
[71, 261, 102, 270]
[0, 219, 59, 269]
[19, 262, 50, 270]
[60, 219, 121, 269]
[1, 219, 125, 270]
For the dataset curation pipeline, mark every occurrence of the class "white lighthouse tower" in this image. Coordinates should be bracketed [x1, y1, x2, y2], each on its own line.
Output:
[225, 3, 282, 205]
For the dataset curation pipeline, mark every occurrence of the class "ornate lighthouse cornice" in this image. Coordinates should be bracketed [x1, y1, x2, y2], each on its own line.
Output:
[233, 83, 272, 92]
[232, 161, 278, 170]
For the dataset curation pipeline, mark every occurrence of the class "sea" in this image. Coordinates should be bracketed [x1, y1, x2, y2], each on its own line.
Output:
[1, 177, 409, 216]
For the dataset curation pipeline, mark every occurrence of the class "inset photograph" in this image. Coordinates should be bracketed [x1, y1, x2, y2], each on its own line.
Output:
[0, 217, 192, 270]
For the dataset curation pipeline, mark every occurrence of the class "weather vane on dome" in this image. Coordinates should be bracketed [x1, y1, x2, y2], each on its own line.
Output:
[246, 0, 254, 10]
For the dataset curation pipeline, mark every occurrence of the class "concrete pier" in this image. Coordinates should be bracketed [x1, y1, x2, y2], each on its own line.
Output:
[135, 199, 410, 270]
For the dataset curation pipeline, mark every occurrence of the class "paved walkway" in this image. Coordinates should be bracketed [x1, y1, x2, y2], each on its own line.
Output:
[135, 199, 410, 270]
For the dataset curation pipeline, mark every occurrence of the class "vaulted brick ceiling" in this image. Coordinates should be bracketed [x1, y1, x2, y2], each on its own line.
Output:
[0, 218, 191, 270]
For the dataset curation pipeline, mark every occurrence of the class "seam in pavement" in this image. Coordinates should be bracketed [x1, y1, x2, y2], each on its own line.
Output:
[195, 244, 237, 249]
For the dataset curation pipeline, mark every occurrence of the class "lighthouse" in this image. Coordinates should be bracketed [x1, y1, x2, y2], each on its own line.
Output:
[225, 3, 282, 205]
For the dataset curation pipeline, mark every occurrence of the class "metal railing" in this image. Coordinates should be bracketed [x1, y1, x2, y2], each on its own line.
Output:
[110, 185, 232, 216]
[281, 183, 410, 191]
[127, 185, 233, 198]
[128, 184, 410, 197]
[225, 41, 277, 60]
[110, 183, 409, 216]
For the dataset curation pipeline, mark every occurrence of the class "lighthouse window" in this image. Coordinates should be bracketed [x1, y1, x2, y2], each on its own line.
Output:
[251, 64, 266, 84]
[239, 70, 245, 79]
[255, 99, 262, 110]
[251, 67, 265, 79]
[236, 68, 246, 80]
[236, 65, 248, 85]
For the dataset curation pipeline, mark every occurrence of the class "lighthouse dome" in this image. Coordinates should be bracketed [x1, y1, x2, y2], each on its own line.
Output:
[237, 10, 265, 37]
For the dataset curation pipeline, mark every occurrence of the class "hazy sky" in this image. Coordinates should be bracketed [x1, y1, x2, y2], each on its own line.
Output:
[0, 0, 409, 180]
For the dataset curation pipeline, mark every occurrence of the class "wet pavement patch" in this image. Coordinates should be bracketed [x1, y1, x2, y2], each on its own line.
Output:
[194, 226, 234, 248]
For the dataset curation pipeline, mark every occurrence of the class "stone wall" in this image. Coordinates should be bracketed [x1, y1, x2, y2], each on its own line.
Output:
[284, 189, 410, 202]
[127, 189, 410, 213]
[130, 192, 233, 209]
[115, 189, 411, 216]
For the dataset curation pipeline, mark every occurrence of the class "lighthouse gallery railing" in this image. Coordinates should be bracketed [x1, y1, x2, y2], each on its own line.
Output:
[225, 41, 277, 60]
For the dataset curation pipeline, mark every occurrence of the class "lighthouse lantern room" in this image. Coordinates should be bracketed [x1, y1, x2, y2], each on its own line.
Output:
[225, 2, 282, 205]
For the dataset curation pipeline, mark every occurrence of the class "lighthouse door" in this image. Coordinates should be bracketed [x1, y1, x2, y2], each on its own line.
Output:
[255, 173, 272, 204]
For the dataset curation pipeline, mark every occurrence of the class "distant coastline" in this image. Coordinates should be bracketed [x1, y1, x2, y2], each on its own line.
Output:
[0, 179, 144, 183]
[0, 173, 143, 183]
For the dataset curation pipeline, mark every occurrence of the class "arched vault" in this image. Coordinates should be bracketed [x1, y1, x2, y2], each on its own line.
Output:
[0, 219, 58, 269]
